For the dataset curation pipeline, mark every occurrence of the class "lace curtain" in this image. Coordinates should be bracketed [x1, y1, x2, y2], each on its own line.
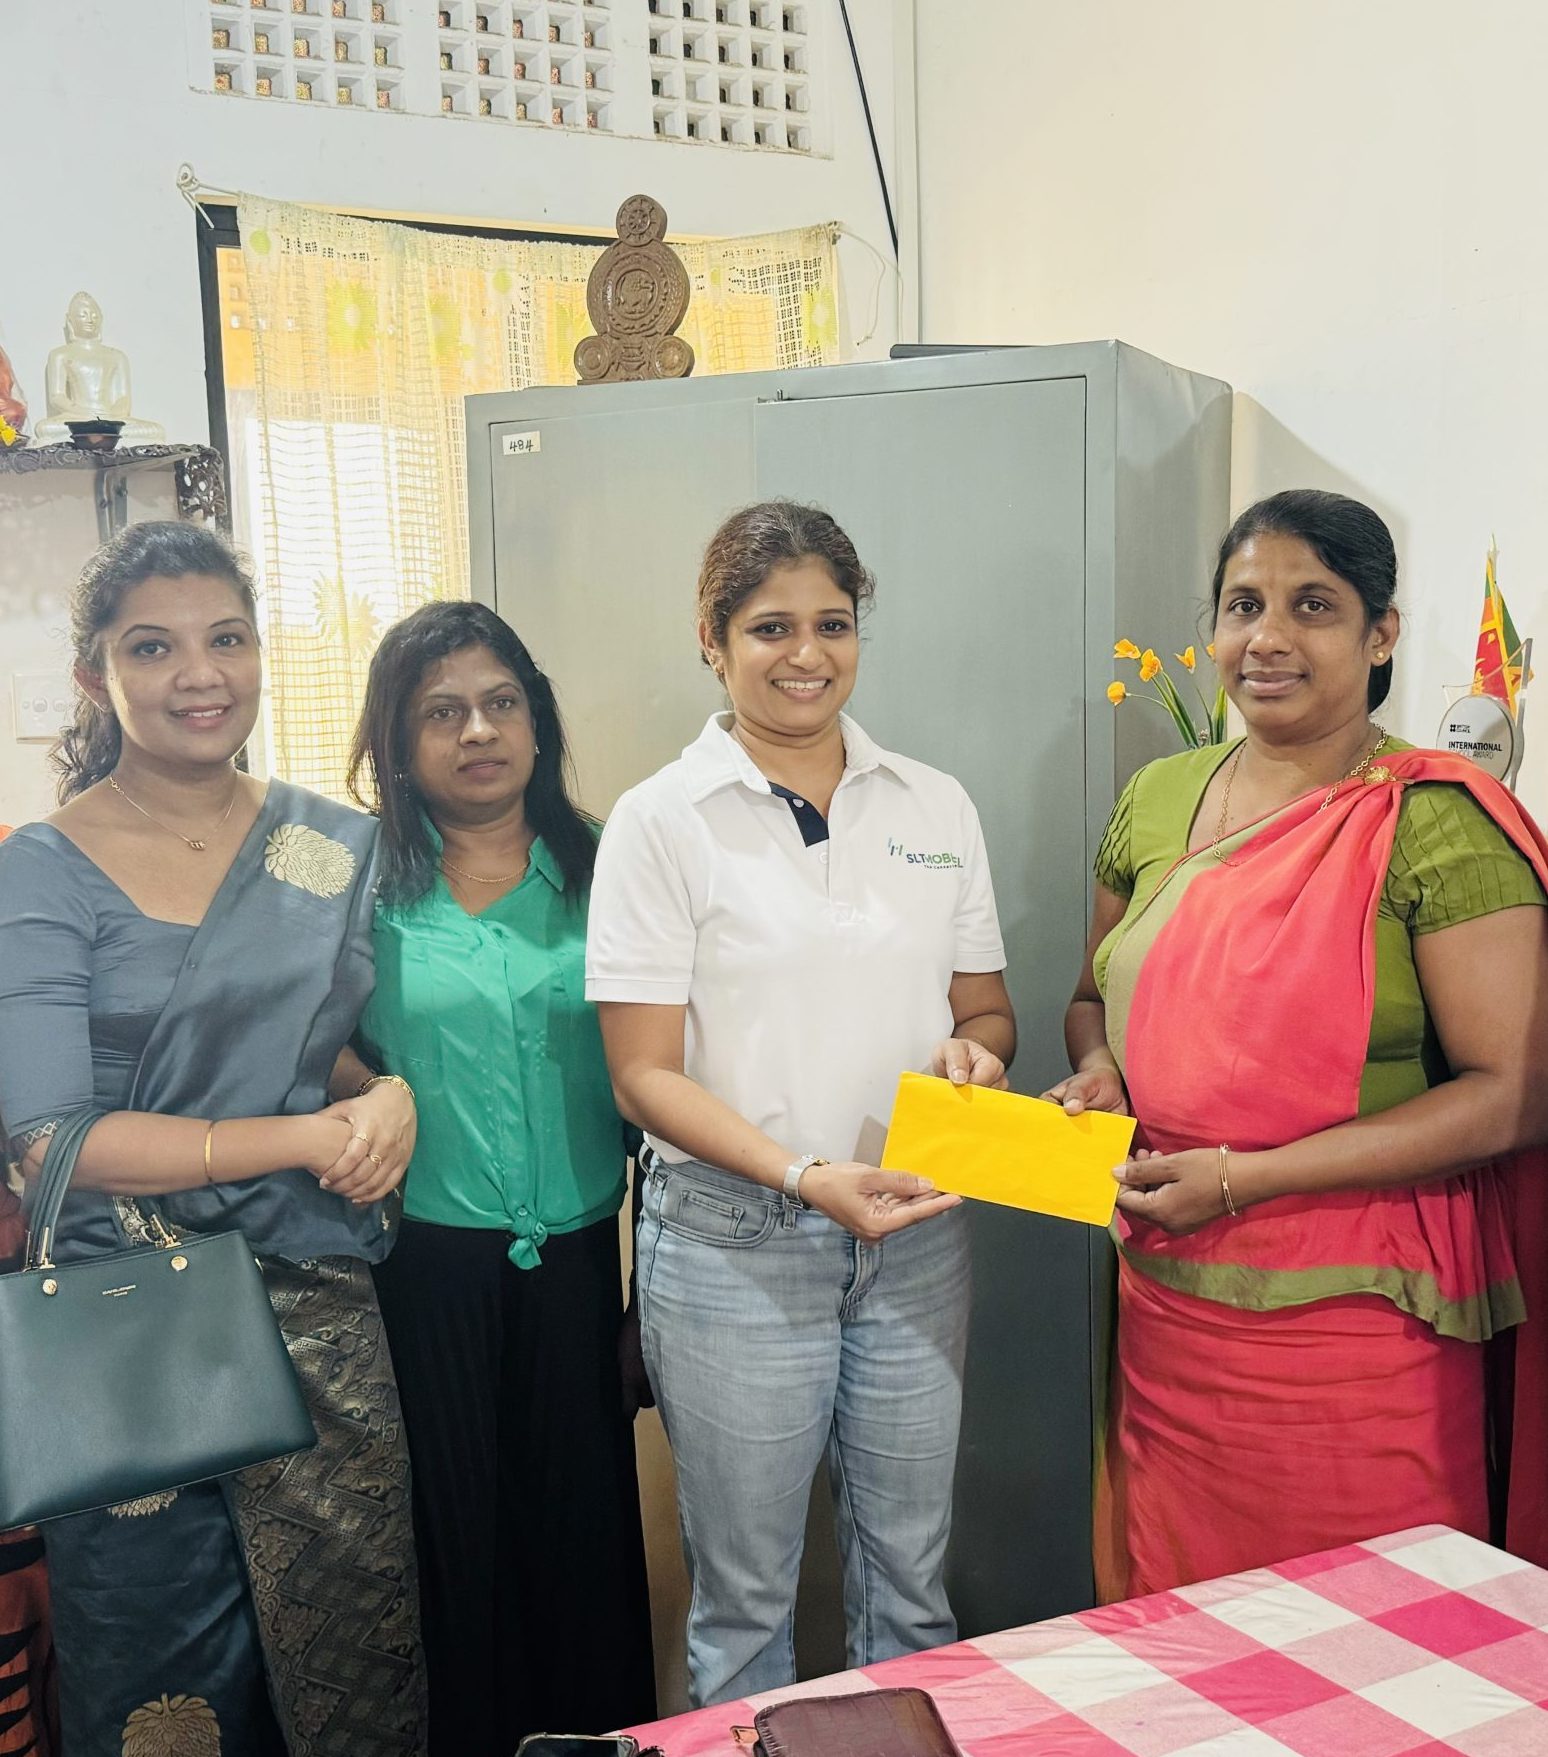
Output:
[232, 198, 843, 793]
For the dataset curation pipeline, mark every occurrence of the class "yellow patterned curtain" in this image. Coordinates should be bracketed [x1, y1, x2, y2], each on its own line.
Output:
[232, 198, 843, 793]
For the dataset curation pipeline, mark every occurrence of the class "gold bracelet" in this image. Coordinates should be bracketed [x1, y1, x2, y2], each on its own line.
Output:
[1218, 1142, 1238, 1217]
[358, 1072, 416, 1105]
[203, 1120, 217, 1186]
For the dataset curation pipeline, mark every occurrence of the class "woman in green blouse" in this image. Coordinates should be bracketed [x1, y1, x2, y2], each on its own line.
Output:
[348, 602, 654, 1755]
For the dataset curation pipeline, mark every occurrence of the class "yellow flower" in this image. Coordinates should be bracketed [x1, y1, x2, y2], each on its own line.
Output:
[1139, 649, 1162, 682]
[429, 292, 469, 366]
[1175, 646, 1196, 672]
[1107, 681, 1127, 705]
[1206, 643, 1216, 661]
[325, 280, 377, 353]
[803, 283, 838, 353]
[1113, 639, 1141, 661]
[0, 417, 15, 447]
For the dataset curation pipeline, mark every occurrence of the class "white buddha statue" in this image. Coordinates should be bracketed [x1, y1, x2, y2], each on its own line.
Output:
[36, 292, 165, 445]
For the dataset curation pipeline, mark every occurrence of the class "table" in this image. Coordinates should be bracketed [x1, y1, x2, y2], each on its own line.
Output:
[625, 1526, 1548, 1754]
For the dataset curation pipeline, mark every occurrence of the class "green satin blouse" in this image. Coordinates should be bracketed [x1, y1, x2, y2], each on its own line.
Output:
[360, 835, 625, 1268]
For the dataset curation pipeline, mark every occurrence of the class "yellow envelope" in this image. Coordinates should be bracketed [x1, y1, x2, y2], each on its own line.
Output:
[880, 1072, 1134, 1227]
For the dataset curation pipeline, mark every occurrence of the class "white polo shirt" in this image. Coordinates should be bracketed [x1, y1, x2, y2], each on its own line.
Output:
[586, 712, 1006, 1166]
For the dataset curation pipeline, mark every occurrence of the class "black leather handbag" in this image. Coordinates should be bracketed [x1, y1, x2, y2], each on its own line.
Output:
[0, 1108, 317, 1532]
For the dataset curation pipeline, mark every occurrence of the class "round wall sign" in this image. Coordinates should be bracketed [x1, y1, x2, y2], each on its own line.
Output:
[1436, 694, 1516, 781]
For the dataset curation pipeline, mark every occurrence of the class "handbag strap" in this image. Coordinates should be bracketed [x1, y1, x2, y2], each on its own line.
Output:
[24, 1107, 106, 1269]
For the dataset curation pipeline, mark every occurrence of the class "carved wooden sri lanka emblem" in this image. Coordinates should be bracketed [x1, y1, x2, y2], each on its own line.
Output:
[574, 195, 695, 384]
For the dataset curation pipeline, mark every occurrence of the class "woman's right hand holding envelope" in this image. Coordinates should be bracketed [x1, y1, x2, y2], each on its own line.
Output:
[1041, 1059, 1129, 1118]
[800, 1161, 962, 1245]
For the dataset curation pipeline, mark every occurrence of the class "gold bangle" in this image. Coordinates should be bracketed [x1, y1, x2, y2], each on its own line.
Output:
[203, 1120, 217, 1186]
[1218, 1142, 1238, 1217]
[358, 1072, 415, 1105]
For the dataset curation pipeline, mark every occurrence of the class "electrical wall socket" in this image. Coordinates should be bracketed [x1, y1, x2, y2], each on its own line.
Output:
[12, 673, 71, 743]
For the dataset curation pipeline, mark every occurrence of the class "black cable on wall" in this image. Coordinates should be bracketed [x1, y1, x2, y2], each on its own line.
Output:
[838, 0, 898, 259]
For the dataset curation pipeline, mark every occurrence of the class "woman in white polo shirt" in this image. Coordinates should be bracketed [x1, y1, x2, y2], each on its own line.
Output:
[587, 500, 1015, 1708]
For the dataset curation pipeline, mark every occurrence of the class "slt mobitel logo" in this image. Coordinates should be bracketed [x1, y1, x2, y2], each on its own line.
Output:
[887, 838, 963, 868]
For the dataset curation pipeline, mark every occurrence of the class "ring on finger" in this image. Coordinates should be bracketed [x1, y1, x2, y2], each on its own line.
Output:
[351, 1132, 371, 1146]
[368, 1152, 384, 1169]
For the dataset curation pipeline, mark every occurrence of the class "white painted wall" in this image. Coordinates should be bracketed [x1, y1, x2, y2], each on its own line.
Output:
[912, 0, 1548, 818]
[0, 0, 903, 827]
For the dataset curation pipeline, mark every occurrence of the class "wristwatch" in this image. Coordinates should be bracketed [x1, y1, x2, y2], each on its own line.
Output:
[782, 1153, 829, 1207]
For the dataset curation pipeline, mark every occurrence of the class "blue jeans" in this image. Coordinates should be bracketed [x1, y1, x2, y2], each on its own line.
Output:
[636, 1155, 971, 1707]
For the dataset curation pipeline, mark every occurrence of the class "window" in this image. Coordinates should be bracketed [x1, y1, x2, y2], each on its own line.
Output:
[198, 201, 842, 793]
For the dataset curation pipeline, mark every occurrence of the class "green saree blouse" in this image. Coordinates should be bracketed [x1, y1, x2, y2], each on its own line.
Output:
[1094, 739, 1545, 1121]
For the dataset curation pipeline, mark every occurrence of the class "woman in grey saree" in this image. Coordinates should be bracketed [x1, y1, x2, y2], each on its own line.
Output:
[0, 524, 425, 1757]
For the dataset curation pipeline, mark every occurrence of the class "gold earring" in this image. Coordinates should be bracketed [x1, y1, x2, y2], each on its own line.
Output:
[1374, 650, 1387, 663]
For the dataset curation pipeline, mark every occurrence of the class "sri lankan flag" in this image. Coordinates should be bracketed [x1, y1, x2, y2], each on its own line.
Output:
[1472, 545, 1530, 716]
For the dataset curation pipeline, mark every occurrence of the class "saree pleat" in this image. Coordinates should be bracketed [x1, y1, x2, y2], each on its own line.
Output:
[41, 1258, 423, 1757]
[231, 1259, 423, 1757]
[1105, 1262, 1489, 1600]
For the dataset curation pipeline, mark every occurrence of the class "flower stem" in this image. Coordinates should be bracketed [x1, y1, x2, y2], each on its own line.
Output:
[1152, 670, 1205, 748]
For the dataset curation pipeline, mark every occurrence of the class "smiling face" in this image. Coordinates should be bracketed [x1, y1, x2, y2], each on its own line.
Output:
[1213, 533, 1398, 739]
[83, 572, 262, 770]
[703, 557, 860, 742]
[406, 643, 535, 822]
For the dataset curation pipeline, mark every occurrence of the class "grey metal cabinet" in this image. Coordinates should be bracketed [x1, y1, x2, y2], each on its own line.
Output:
[466, 342, 1230, 1646]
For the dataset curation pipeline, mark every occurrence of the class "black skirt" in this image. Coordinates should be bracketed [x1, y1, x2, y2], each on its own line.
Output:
[373, 1212, 656, 1755]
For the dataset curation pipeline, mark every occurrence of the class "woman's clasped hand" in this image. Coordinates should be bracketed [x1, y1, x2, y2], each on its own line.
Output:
[313, 1077, 418, 1202]
[1112, 1147, 1238, 1235]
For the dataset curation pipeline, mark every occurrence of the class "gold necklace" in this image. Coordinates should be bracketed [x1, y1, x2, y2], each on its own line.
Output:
[1211, 723, 1388, 857]
[441, 853, 529, 886]
[1209, 744, 1248, 857]
[107, 774, 238, 853]
[1317, 725, 1389, 809]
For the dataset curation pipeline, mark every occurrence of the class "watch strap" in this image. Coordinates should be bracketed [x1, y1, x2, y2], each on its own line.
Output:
[782, 1154, 828, 1206]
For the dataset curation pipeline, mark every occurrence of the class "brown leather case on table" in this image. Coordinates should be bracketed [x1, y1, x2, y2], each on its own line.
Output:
[739, 1687, 965, 1757]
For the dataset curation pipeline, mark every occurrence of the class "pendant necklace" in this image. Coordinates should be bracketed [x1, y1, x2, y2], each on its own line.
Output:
[1211, 723, 1388, 859]
[107, 773, 238, 853]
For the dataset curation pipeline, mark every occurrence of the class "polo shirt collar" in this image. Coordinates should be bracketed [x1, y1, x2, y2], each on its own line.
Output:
[421, 812, 562, 893]
[678, 711, 898, 804]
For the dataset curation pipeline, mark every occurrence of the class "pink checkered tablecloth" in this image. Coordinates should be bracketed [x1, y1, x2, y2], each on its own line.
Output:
[624, 1526, 1548, 1754]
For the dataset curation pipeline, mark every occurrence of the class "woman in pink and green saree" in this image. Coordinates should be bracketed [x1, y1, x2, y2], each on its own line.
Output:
[1050, 490, 1548, 1599]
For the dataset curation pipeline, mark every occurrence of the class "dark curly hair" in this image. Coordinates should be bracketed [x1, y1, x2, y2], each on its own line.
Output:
[696, 500, 875, 665]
